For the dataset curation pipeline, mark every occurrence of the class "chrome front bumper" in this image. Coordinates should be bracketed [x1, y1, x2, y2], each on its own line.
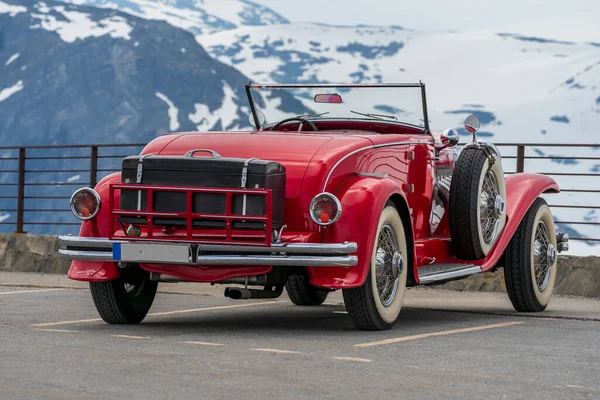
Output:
[58, 236, 358, 267]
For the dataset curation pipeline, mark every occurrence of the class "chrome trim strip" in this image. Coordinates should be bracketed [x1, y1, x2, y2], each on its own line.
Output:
[322, 141, 421, 191]
[58, 236, 358, 254]
[195, 255, 357, 267]
[58, 250, 357, 267]
[59, 236, 116, 248]
[198, 242, 358, 254]
[356, 172, 388, 179]
[58, 249, 115, 262]
[418, 265, 482, 284]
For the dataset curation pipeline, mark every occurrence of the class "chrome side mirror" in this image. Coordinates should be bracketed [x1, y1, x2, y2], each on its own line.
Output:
[435, 128, 460, 151]
[464, 114, 481, 141]
[248, 109, 266, 128]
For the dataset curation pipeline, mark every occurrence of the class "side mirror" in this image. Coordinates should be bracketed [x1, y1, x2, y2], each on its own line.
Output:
[436, 128, 460, 151]
[464, 114, 481, 141]
[248, 109, 266, 128]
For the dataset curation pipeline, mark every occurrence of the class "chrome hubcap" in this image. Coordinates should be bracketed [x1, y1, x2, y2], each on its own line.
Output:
[480, 169, 502, 244]
[533, 221, 554, 291]
[375, 224, 403, 307]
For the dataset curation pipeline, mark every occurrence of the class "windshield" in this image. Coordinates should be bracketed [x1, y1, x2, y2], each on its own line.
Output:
[246, 83, 429, 132]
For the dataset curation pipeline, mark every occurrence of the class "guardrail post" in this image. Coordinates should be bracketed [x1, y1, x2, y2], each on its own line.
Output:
[90, 146, 98, 188]
[16, 147, 26, 233]
[516, 145, 525, 173]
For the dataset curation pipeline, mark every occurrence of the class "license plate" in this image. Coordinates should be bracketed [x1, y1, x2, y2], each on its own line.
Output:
[112, 243, 192, 264]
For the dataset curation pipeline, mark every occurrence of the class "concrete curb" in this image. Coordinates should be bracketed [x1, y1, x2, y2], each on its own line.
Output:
[1, 233, 598, 298]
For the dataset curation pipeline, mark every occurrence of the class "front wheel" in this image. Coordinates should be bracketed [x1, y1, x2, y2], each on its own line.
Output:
[89, 265, 158, 324]
[504, 198, 558, 312]
[343, 204, 408, 331]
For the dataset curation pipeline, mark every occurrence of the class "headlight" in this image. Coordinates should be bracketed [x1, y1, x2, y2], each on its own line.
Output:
[309, 192, 342, 226]
[70, 188, 101, 220]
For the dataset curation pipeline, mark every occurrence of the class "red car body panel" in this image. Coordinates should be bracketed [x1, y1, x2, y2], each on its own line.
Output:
[67, 125, 559, 289]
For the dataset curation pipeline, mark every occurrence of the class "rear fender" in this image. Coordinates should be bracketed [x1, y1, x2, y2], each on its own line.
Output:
[477, 173, 559, 271]
[67, 173, 122, 282]
[309, 176, 413, 289]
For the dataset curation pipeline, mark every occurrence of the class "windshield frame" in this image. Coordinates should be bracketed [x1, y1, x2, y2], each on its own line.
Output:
[244, 82, 430, 133]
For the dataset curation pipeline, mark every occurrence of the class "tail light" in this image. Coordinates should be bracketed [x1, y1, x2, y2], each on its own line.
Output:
[309, 192, 342, 226]
[70, 188, 101, 220]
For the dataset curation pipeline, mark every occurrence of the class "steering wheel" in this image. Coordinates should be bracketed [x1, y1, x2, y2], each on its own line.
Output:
[269, 117, 318, 132]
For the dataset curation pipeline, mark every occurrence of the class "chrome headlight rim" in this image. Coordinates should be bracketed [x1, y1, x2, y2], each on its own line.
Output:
[70, 187, 101, 221]
[309, 192, 342, 226]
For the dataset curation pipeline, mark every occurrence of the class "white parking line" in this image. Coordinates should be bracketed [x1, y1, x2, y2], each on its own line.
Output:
[31, 301, 281, 327]
[183, 341, 224, 346]
[111, 334, 150, 340]
[355, 321, 524, 348]
[34, 328, 80, 333]
[250, 348, 301, 354]
[0, 288, 67, 296]
[333, 357, 372, 363]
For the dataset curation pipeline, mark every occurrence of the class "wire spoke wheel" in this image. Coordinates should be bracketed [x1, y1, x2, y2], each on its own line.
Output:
[375, 224, 401, 307]
[533, 221, 552, 291]
[480, 169, 500, 245]
[343, 204, 408, 331]
[504, 198, 558, 312]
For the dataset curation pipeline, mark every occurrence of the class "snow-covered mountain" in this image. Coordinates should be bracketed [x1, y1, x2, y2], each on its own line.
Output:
[0, 0, 306, 146]
[198, 23, 600, 143]
[64, 0, 288, 35]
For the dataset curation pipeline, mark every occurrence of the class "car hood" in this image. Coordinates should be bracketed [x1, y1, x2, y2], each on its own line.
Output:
[143, 132, 372, 198]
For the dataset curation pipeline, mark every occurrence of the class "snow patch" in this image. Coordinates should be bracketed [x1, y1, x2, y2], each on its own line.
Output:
[30, 5, 133, 43]
[0, 80, 24, 102]
[0, 1, 27, 16]
[188, 82, 239, 131]
[5, 53, 20, 66]
[155, 92, 180, 131]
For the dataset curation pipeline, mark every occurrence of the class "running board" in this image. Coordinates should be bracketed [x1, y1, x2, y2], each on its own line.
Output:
[417, 263, 482, 284]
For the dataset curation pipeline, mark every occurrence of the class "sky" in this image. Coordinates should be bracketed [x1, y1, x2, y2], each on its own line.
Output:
[253, 0, 600, 38]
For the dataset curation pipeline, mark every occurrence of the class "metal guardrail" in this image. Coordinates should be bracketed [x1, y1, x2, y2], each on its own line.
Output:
[0, 142, 597, 241]
[0, 144, 145, 233]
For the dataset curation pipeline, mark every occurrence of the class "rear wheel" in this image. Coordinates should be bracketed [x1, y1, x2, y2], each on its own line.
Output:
[285, 275, 329, 306]
[504, 198, 558, 312]
[89, 265, 157, 324]
[343, 204, 408, 331]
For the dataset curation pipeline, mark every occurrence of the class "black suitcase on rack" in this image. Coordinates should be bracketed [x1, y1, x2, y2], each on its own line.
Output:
[119, 150, 286, 229]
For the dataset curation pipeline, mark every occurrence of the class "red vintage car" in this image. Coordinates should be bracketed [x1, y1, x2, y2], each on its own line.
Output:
[59, 83, 569, 330]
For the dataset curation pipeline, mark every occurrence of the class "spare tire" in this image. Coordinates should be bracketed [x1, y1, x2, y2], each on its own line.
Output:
[449, 146, 507, 259]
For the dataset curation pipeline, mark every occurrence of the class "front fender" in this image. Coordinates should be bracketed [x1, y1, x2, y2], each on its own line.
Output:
[476, 173, 559, 271]
[67, 172, 122, 282]
[309, 176, 411, 289]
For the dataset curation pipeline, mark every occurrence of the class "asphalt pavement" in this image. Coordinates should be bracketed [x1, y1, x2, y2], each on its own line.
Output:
[0, 274, 599, 400]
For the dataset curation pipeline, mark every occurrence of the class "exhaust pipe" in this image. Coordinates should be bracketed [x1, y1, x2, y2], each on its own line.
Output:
[224, 286, 283, 300]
